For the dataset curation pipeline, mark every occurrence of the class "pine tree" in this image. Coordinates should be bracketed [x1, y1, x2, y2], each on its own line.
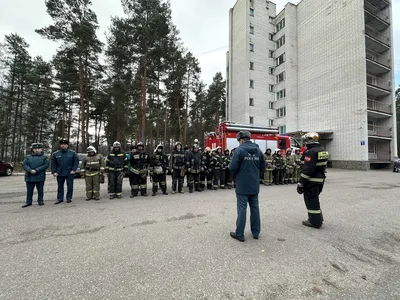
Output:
[36, 0, 103, 150]
[0, 33, 31, 163]
[121, 0, 174, 143]
[204, 72, 226, 132]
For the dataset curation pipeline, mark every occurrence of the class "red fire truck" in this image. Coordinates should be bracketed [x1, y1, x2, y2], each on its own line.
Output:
[204, 122, 305, 155]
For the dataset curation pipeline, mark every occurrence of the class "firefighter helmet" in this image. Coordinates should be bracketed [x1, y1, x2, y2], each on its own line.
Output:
[286, 148, 292, 154]
[155, 144, 163, 152]
[236, 131, 251, 141]
[175, 141, 182, 147]
[137, 142, 144, 148]
[113, 141, 121, 148]
[205, 147, 211, 152]
[86, 146, 96, 153]
[302, 132, 320, 145]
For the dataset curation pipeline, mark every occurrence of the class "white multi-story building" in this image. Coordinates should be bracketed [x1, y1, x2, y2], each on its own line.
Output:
[226, 0, 397, 169]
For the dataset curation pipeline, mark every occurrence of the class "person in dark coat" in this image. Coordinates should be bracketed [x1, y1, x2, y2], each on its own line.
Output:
[51, 139, 79, 204]
[22, 143, 50, 208]
[297, 132, 329, 229]
[229, 131, 266, 242]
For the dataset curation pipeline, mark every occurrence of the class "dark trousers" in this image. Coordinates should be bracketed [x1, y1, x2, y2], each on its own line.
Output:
[130, 174, 147, 196]
[26, 181, 44, 204]
[304, 183, 324, 226]
[187, 172, 200, 192]
[225, 169, 233, 187]
[57, 174, 74, 201]
[235, 194, 260, 240]
[108, 171, 123, 196]
[200, 172, 207, 189]
[172, 169, 184, 192]
[152, 173, 167, 193]
[274, 169, 284, 184]
[213, 169, 225, 188]
[206, 171, 214, 189]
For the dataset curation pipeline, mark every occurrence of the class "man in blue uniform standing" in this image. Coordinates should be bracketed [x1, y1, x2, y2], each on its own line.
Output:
[229, 131, 266, 242]
[51, 139, 79, 204]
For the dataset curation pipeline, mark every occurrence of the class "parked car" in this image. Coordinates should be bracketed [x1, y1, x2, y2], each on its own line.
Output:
[0, 160, 13, 176]
[75, 153, 87, 178]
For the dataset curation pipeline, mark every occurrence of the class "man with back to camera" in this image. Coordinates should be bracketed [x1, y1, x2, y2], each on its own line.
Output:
[229, 131, 266, 242]
[296, 132, 329, 229]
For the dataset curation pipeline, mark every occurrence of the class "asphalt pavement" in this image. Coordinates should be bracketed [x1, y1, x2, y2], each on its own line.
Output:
[0, 169, 399, 299]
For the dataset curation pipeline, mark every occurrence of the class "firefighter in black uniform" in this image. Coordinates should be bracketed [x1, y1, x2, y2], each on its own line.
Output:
[149, 144, 169, 196]
[129, 142, 150, 197]
[105, 141, 127, 199]
[199, 148, 209, 191]
[186, 143, 203, 193]
[204, 147, 214, 190]
[170, 141, 185, 194]
[224, 149, 233, 189]
[297, 132, 329, 229]
[273, 149, 285, 185]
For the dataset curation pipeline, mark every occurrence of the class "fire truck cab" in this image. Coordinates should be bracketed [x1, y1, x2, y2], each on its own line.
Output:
[204, 122, 305, 155]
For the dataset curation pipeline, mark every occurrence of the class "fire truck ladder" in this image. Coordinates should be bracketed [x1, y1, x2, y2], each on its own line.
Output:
[223, 122, 279, 134]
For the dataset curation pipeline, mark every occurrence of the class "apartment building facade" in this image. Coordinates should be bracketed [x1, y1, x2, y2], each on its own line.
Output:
[226, 0, 397, 169]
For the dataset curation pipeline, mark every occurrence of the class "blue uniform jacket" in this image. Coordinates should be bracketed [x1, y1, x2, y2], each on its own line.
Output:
[51, 149, 79, 176]
[229, 141, 266, 195]
[22, 153, 50, 182]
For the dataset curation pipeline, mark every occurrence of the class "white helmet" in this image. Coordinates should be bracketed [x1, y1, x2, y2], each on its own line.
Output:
[302, 132, 320, 145]
[86, 146, 96, 153]
[154, 144, 164, 153]
[113, 141, 121, 148]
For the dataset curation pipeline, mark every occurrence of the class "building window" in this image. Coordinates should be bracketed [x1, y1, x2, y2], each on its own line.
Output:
[250, 62, 254, 70]
[250, 25, 254, 34]
[276, 107, 286, 118]
[368, 120, 376, 132]
[250, 8, 254, 16]
[249, 116, 254, 124]
[368, 143, 377, 154]
[276, 35, 285, 48]
[279, 125, 286, 134]
[276, 89, 286, 99]
[269, 67, 274, 75]
[249, 98, 254, 106]
[269, 119, 274, 126]
[269, 84, 274, 92]
[269, 101, 274, 109]
[269, 50, 274, 58]
[250, 43, 254, 52]
[250, 80, 254, 88]
[276, 18, 285, 32]
[269, 33, 273, 40]
[275, 53, 285, 66]
[276, 71, 285, 83]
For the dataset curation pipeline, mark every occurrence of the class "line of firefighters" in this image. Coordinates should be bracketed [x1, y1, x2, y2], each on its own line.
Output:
[102, 140, 303, 199]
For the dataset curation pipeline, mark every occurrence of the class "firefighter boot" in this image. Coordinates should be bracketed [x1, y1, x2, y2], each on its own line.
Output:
[152, 185, 158, 196]
[141, 188, 148, 197]
[195, 184, 202, 192]
[162, 187, 168, 195]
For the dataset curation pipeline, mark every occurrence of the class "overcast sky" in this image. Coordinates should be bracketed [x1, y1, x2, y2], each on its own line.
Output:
[0, 0, 399, 86]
